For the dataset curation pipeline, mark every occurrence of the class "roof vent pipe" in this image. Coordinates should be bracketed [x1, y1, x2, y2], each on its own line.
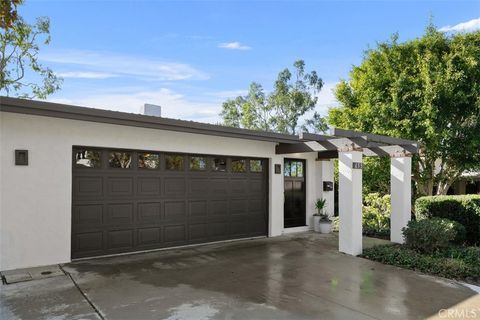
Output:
[141, 103, 162, 117]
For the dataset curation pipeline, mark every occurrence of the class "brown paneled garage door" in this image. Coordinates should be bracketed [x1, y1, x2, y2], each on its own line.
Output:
[71, 147, 268, 259]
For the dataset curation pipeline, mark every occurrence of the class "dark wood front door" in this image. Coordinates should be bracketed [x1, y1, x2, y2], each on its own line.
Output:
[283, 159, 306, 228]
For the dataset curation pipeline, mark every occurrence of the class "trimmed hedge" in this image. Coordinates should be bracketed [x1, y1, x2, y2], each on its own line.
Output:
[362, 244, 480, 283]
[415, 195, 480, 245]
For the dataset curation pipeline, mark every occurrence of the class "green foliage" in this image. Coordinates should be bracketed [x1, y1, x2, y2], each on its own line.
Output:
[0, 0, 23, 29]
[362, 157, 390, 195]
[328, 24, 480, 196]
[402, 218, 466, 253]
[415, 195, 480, 245]
[314, 198, 327, 213]
[363, 193, 391, 238]
[331, 216, 339, 232]
[220, 60, 325, 135]
[0, 3, 62, 98]
[300, 111, 328, 134]
[331, 193, 391, 238]
[362, 244, 480, 282]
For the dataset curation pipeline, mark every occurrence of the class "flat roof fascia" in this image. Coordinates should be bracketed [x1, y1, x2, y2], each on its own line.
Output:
[0, 96, 300, 144]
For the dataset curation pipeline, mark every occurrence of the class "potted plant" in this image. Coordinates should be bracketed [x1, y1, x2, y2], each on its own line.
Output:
[313, 198, 332, 233]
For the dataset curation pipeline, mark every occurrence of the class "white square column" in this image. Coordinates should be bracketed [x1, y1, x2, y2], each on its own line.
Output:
[338, 151, 363, 256]
[315, 159, 335, 217]
[390, 156, 412, 243]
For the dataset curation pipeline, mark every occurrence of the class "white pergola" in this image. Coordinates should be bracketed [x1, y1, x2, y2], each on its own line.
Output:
[276, 128, 420, 256]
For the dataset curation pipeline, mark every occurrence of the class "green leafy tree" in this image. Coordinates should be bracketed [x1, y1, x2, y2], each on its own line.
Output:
[0, 0, 62, 98]
[362, 157, 391, 195]
[220, 60, 325, 134]
[328, 24, 480, 196]
[0, 0, 23, 29]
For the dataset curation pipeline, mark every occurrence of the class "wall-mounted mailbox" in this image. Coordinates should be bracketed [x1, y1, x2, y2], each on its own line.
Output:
[274, 164, 281, 174]
[323, 181, 334, 191]
[15, 150, 28, 166]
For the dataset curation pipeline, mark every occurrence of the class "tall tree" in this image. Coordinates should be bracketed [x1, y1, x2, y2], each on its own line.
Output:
[0, 0, 62, 99]
[0, 0, 23, 29]
[328, 24, 480, 196]
[300, 111, 328, 134]
[220, 60, 324, 135]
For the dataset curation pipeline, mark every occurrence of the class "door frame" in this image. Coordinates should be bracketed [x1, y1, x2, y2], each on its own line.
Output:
[283, 158, 307, 228]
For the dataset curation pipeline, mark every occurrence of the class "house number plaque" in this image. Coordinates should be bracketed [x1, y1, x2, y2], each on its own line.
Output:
[352, 162, 363, 169]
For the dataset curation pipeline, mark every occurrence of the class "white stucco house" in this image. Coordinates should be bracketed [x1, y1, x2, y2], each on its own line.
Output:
[0, 97, 419, 271]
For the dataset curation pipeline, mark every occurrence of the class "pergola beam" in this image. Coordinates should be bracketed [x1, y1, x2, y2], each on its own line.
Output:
[330, 127, 418, 146]
[317, 150, 338, 159]
[364, 144, 419, 157]
[276, 128, 420, 157]
[275, 143, 314, 154]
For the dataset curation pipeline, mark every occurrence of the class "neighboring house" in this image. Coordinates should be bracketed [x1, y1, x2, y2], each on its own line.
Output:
[450, 172, 480, 195]
[0, 97, 418, 271]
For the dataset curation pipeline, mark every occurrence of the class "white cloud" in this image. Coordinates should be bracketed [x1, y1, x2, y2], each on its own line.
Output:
[56, 71, 118, 79]
[316, 82, 339, 113]
[48, 87, 222, 123]
[439, 17, 480, 33]
[41, 50, 209, 81]
[208, 89, 248, 98]
[218, 42, 251, 50]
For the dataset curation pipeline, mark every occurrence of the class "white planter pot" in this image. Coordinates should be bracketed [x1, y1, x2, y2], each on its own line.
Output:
[318, 222, 332, 234]
[313, 216, 322, 232]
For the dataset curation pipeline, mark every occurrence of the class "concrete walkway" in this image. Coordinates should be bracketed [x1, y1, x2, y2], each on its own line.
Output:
[1, 233, 478, 320]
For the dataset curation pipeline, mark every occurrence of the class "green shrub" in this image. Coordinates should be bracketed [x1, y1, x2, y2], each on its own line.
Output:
[331, 193, 391, 238]
[415, 195, 480, 245]
[331, 216, 339, 232]
[433, 246, 480, 266]
[402, 218, 466, 253]
[363, 193, 390, 238]
[362, 244, 480, 282]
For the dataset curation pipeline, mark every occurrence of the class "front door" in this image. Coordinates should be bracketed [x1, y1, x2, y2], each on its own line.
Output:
[284, 159, 306, 228]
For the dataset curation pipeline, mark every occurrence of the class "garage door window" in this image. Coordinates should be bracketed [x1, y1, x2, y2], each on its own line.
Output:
[74, 149, 101, 168]
[109, 152, 132, 168]
[166, 154, 184, 171]
[232, 159, 246, 173]
[138, 153, 160, 169]
[212, 157, 227, 172]
[250, 160, 263, 173]
[190, 156, 207, 171]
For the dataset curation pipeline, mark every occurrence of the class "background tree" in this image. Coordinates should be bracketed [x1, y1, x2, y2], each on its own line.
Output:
[0, 0, 23, 29]
[0, 0, 61, 98]
[220, 60, 325, 134]
[300, 111, 328, 133]
[328, 24, 480, 196]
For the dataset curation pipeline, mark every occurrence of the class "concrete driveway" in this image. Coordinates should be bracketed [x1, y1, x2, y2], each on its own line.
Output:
[1, 233, 478, 320]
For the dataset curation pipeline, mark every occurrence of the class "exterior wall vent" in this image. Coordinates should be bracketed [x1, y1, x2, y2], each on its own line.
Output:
[141, 104, 162, 117]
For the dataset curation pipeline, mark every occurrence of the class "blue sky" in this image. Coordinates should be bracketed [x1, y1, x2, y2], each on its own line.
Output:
[19, 0, 480, 124]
